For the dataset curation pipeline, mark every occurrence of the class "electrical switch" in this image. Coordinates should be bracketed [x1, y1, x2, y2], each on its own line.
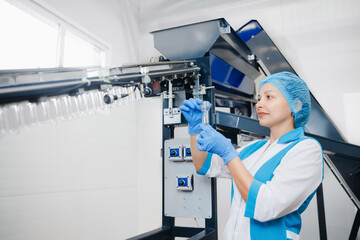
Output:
[176, 175, 193, 191]
[168, 146, 183, 161]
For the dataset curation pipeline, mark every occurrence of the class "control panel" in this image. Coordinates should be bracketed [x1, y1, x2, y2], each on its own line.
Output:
[168, 144, 192, 162]
[164, 139, 212, 219]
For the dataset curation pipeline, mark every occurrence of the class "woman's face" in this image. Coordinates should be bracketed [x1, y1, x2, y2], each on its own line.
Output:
[256, 83, 294, 129]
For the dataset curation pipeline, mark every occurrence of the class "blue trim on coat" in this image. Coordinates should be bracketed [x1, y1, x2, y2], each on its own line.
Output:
[231, 182, 234, 205]
[239, 140, 267, 161]
[278, 128, 304, 144]
[245, 179, 263, 218]
[231, 140, 267, 205]
[197, 153, 213, 175]
[246, 135, 313, 240]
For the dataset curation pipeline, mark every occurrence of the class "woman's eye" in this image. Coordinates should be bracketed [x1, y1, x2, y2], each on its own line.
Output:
[266, 95, 273, 99]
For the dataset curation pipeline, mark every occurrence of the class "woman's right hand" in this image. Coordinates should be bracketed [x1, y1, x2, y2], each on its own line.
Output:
[179, 98, 203, 135]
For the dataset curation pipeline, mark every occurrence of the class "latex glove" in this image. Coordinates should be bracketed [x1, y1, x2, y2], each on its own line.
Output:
[196, 124, 238, 165]
[180, 98, 207, 135]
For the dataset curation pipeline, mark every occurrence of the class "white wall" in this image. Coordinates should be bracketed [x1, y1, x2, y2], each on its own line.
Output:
[135, 97, 163, 235]
[0, 104, 140, 240]
[137, 0, 360, 239]
[0, 0, 160, 240]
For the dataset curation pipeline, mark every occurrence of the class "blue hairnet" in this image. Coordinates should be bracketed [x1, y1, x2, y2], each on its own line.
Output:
[259, 71, 311, 128]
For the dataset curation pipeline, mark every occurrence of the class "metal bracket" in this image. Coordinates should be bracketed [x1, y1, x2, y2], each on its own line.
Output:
[163, 80, 181, 125]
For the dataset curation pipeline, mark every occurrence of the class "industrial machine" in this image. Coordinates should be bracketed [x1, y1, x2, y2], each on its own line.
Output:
[123, 18, 360, 240]
[1, 18, 360, 240]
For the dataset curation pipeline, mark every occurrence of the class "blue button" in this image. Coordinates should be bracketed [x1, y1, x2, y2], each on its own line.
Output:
[178, 178, 188, 187]
[185, 148, 191, 157]
[170, 148, 179, 157]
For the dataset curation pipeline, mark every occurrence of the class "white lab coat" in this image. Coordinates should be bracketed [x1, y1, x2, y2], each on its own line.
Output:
[197, 128, 323, 240]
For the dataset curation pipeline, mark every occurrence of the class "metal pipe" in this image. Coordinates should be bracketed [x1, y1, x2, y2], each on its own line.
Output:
[109, 67, 200, 81]
[316, 183, 328, 240]
[168, 80, 173, 114]
[194, 75, 200, 99]
[0, 66, 200, 96]
[113, 60, 194, 69]
[0, 79, 91, 95]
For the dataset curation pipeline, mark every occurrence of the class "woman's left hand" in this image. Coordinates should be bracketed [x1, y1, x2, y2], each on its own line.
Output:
[196, 124, 239, 165]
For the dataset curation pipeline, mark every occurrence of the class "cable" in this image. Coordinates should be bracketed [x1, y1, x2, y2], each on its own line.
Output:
[194, 218, 199, 228]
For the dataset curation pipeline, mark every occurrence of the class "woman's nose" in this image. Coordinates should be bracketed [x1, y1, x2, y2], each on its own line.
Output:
[256, 100, 262, 109]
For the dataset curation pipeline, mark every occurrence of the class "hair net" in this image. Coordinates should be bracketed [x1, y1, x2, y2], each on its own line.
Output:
[259, 71, 311, 128]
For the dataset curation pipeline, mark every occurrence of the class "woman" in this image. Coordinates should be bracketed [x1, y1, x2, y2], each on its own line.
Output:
[179, 72, 323, 240]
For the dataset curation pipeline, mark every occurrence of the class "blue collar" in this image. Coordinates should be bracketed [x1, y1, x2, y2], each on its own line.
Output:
[277, 127, 305, 144]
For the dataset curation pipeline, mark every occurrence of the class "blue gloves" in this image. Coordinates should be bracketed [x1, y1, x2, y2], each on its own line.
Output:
[180, 98, 207, 135]
[196, 124, 238, 165]
[180, 99, 237, 165]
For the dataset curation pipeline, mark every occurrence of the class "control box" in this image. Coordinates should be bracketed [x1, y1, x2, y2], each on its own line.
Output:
[168, 145, 183, 161]
[164, 139, 212, 219]
[176, 175, 193, 191]
[164, 108, 181, 125]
